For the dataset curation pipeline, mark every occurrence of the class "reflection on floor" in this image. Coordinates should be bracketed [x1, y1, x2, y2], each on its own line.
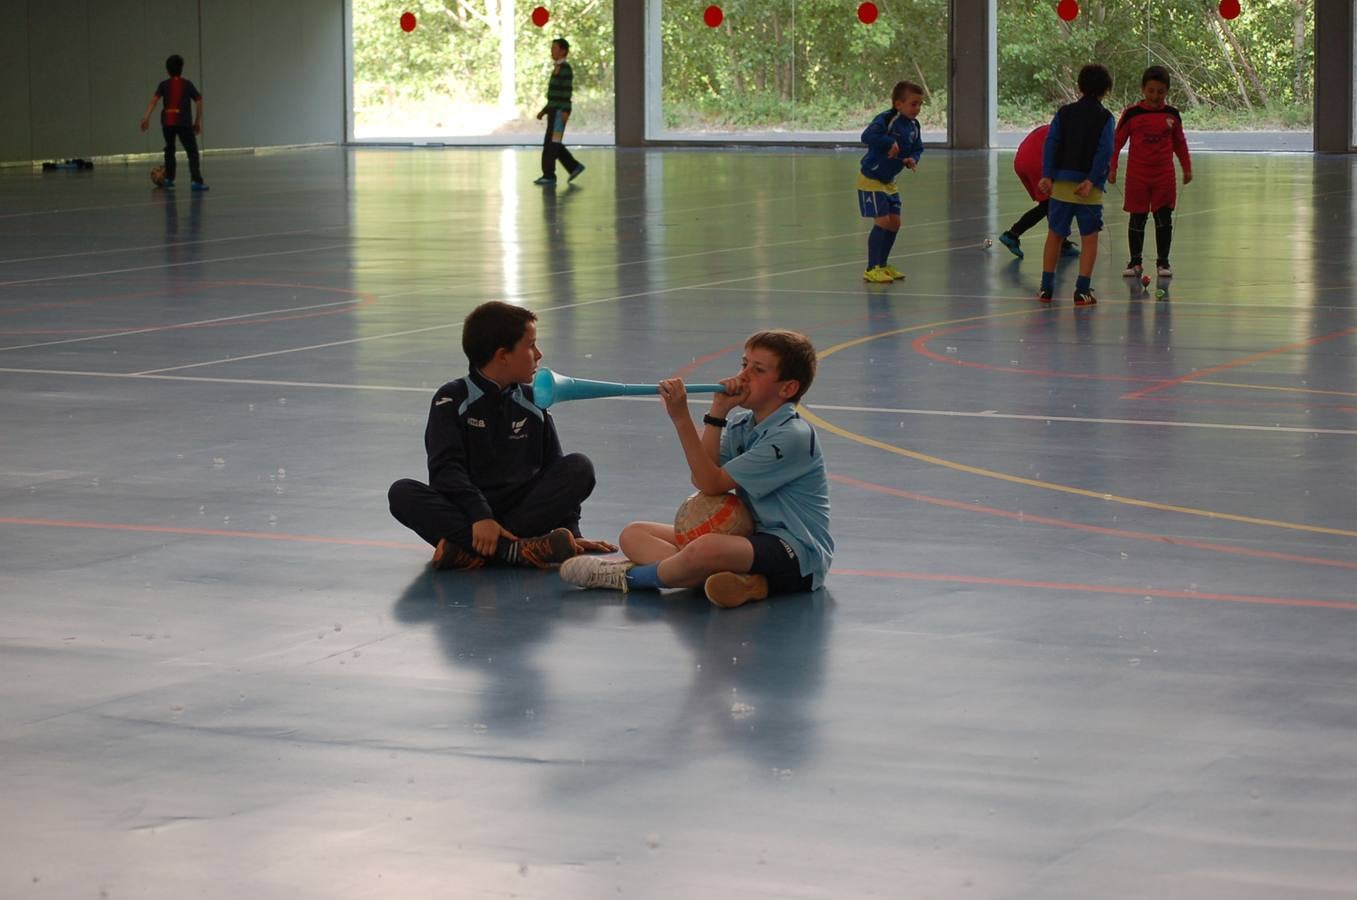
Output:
[1, 146, 1355, 898]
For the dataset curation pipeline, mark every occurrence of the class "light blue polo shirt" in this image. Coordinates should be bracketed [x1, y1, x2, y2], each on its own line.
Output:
[720, 403, 833, 589]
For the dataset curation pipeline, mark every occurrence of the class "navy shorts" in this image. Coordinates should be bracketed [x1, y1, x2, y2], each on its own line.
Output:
[747, 532, 813, 595]
[1046, 198, 1103, 238]
[858, 189, 901, 219]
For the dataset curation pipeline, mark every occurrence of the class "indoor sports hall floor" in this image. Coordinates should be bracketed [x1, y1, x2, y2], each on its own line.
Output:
[2, 145, 1355, 899]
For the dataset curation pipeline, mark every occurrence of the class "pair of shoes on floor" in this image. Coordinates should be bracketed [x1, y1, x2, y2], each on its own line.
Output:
[560, 557, 770, 609]
[533, 175, 557, 186]
[1125, 260, 1174, 278]
[430, 527, 577, 571]
[1073, 289, 1097, 306]
[191, 181, 209, 191]
[863, 265, 898, 283]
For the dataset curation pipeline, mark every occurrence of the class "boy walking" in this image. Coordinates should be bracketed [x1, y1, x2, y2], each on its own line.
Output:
[559, 330, 833, 609]
[139, 54, 208, 191]
[1037, 63, 1115, 305]
[533, 38, 584, 186]
[388, 301, 615, 570]
[858, 82, 925, 283]
[1108, 65, 1192, 279]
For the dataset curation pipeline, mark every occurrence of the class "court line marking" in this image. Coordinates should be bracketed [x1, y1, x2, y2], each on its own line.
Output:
[810, 403, 1357, 436]
[908, 320, 1357, 402]
[831, 569, 1357, 612]
[0, 224, 349, 266]
[0, 367, 1347, 439]
[0, 298, 367, 352]
[0, 243, 352, 288]
[127, 241, 981, 375]
[800, 321, 1357, 539]
[1, 515, 1349, 611]
[831, 473, 1357, 572]
[1122, 326, 1357, 400]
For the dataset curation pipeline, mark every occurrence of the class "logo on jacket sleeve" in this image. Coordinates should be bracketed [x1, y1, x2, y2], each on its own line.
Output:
[510, 417, 529, 438]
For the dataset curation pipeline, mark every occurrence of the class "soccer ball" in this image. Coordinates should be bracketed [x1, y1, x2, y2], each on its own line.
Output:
[674, 492, 754, 547]
[150, 166, 166, 186]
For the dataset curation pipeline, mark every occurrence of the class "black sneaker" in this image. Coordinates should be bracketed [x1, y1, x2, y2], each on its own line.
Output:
[1073, 289, 1097, 306]
[1038, 287, 1053, 303]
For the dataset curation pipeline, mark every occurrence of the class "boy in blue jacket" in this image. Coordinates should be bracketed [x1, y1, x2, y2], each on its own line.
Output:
[858, 82, 925, 284]
[1037, 64, 1114, 306]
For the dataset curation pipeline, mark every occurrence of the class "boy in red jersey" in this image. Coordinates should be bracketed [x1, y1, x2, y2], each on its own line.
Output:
[139, 54, 208, 191]
[1108, 66, 1191, 279]
[997, 123, 1079, 261]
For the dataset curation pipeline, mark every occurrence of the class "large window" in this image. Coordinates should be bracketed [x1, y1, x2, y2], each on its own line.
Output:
[997, 1, 1313, 149]
[351, 0, 613, 143]
[651, 0, 949, 142]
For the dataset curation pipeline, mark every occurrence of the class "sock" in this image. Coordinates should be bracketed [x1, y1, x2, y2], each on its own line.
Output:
[1040, 271, 1055, 293]
[866, 226, 883, 268]
[1128, 212, 1147, 263]
[880, 228, 898, 266]
[625, 563, 668, 590]
[1075, 274, 1091, 294]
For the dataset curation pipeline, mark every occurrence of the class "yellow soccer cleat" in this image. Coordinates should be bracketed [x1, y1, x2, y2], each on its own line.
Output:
[881, 265, 905, 280]
[863, 266, 894, 283]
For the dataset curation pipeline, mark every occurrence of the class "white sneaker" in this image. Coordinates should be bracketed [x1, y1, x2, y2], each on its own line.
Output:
[560, 557, 633, 592]
[1156, 262, 1173, 278]
[1122, 262, 1143, 277]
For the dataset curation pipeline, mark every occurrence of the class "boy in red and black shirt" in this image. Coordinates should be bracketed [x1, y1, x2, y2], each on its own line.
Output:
[139, 54, 208, 191]
[1108, 66, 1191, 278]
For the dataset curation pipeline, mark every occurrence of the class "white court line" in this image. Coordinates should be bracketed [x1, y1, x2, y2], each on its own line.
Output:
[0, 367, 430, 392]
[803, 403, 1357, 437]
[0, 225, 349, 266]
[0, 299, 364, 352]
[0, 243, 351, 288]
[129, 242, 978, 375]
[1, 364, 1348, 436]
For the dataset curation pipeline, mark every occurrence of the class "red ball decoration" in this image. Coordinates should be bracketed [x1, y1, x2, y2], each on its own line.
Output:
[1218, 0, 1240, 19]
[703, 5, 723, 28]
[399, 11, 416, 32]
[857, 2, 879, 24]
[531, 6, 550, 27]
[1057, 0, 1079, 21]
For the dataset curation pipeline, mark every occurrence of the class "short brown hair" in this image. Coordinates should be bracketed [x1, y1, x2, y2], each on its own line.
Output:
[462, 301, 537, 369]
[892, 81, 925, 103]
[746, 330, 817, 404]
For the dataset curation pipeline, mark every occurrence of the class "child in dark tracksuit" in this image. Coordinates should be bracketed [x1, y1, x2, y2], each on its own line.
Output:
[388, 302, 615, 570]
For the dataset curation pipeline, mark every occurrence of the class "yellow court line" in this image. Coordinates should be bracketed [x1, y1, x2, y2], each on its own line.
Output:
[1195, 380, 1357, 400]
[803, 322, 1357, 540]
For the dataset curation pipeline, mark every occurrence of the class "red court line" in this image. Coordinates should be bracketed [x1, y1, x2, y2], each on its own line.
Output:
[830, 473, 1357, 571]
[911, 321, 1155, 383]
[0, 517, 422, 550]
[832, 568, 1357, 611]
[3, 516, 1351, 610]
[1123, 325, 1357, 400]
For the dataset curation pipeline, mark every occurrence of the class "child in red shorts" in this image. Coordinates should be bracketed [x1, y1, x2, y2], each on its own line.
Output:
[1108, 66, 1192, 279]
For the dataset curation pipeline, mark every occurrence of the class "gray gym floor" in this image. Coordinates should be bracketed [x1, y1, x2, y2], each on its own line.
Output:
[2, 145, 1355, 899]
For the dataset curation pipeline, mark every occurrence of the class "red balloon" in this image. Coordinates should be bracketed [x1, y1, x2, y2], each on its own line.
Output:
[1218, 0, 1241, 19]
[399, 11, 416, 32]
[1057, 0, 1079, 21]
[703, 5, 723, 28]
[531, 6, 549, 27]
[857, 2, 878, 24]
